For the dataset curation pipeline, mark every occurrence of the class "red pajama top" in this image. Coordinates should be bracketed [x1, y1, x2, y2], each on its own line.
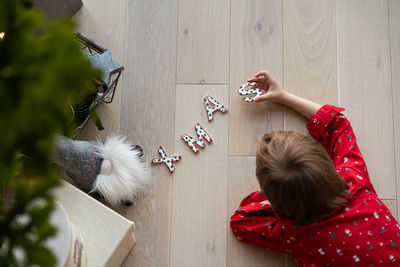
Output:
[230, 105, 400, 266]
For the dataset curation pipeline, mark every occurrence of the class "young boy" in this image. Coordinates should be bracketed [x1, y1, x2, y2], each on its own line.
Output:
[230, 71, 400, 266]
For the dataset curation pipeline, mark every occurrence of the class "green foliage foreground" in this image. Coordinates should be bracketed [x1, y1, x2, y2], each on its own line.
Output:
[0, 0, 99, 265]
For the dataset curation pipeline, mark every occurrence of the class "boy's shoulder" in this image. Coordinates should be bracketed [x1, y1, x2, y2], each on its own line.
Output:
[237, 191, 265, 208]
[247, 190, 264, 201]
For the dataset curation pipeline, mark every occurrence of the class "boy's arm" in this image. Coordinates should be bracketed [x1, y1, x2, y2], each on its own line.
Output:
[278, 92, 321, 119]
[306, 106, 374, 194]
[248, 70, 374, 193]
[230, 191, 287, 253]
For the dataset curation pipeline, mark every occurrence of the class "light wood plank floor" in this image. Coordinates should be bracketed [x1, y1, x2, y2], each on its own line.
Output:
[76, 0, 399, 266]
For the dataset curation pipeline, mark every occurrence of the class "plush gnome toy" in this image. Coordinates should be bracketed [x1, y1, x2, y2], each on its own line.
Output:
[53, 134, 150, 206]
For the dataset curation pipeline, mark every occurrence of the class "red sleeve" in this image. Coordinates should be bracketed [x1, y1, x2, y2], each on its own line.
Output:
[306, 105, 375, 195]
[230, 191, 287, 253]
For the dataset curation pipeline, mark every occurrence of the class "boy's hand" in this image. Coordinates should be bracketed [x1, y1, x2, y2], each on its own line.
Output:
[248, 70, 321, 119]
[247, 71, 285, 103]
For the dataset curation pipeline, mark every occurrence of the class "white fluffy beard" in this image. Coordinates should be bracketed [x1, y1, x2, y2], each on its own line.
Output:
[92, 135, 150, 206]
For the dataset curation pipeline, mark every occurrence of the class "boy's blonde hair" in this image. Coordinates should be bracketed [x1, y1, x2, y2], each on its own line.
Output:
[256, 131, 351, 224]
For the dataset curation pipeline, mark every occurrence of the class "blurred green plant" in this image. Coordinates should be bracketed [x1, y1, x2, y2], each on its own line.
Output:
[0, 0, 99, 266]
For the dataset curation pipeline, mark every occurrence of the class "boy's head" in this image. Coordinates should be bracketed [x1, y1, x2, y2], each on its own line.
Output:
[256, 131, 350, 224]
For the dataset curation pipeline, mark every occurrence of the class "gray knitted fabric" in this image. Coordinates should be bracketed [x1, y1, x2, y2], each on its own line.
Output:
[54, 135, 103, 192]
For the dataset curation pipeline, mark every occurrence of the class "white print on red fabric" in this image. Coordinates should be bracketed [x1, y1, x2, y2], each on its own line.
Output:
[336, 248, 343, 256]
[389, 254, 397, 262]
[345, 229, 352, 236]
[353, 255, 360, 262]
[152, 146, 181, 173]
[181, 123, 213, 153]
[238, 82, 262, 102]
[203, 95, 228, 121]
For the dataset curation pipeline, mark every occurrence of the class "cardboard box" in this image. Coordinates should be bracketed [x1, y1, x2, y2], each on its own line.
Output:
[53, 181, 135, 267]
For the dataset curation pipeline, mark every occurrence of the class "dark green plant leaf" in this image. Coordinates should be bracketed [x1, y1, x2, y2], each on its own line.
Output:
[89, 101, 104, 131]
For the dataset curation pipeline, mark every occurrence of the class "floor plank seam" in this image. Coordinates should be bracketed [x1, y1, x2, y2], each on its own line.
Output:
[226, 0, 232, 264]
[170, 1, 180, 266]
[387, 0, 399, 213]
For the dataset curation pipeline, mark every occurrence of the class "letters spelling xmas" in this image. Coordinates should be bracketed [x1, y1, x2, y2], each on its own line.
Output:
[151, 95, 228, 173]
[151, 83, 261, 173]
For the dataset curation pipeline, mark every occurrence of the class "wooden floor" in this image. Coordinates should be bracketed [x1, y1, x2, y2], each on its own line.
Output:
[75, 0, 400, 266]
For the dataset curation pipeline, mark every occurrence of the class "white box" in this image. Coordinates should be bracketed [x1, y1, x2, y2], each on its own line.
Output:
[53, 181, 136, 267]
